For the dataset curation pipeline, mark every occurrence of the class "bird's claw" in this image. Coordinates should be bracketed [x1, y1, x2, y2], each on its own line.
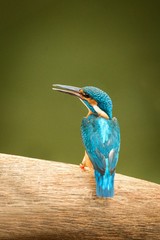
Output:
[80, 163, 91, 172]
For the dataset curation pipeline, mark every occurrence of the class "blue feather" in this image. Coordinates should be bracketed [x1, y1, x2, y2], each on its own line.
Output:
[81, 115, 120, 197]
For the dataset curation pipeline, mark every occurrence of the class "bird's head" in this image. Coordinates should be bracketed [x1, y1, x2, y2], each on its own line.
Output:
[52, 84, 112, 119]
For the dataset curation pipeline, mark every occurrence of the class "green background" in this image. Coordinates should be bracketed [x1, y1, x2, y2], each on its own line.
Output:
[0, 1, 160, 183]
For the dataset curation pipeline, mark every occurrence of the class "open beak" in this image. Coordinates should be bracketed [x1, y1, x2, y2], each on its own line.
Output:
[52, 84, 82, 98]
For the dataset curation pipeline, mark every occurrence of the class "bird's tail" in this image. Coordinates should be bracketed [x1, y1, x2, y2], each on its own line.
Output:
[94, 169, 115, 198]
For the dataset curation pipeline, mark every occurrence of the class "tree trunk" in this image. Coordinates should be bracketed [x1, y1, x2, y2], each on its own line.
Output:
[0, 153, 159, 240]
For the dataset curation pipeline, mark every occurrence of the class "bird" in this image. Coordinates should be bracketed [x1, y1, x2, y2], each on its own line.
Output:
[52, 84, 120, 198]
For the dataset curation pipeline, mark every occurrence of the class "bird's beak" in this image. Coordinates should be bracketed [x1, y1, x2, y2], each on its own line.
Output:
[52, 84, 82, 98]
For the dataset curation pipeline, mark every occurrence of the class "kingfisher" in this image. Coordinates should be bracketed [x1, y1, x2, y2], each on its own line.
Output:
[52, 84, 120, 198]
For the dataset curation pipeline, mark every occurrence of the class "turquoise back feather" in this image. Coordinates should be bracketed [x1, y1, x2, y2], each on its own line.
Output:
[81, 114, 120, 197]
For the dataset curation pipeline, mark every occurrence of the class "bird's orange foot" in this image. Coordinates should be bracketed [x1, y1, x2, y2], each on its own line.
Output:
[80, 163, 85, 170]
[80, 151, 93, 172]
[80, 163, 91, 172]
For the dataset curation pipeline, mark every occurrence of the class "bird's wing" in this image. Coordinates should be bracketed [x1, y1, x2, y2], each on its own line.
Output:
[81, 115, 120, 175]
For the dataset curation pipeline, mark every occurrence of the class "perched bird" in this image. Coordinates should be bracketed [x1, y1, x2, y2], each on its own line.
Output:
[52, 84, 120, 198]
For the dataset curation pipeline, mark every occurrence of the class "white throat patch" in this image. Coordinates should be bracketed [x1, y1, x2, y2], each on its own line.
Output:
[79, 98, 109, 119]
[93, 105, 109, 119]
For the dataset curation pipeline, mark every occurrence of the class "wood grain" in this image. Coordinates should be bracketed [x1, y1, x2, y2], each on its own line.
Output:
[0, 153, 159, 240]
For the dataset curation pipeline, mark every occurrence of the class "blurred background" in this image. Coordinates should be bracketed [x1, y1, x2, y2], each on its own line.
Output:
[0, 1, 159, 183]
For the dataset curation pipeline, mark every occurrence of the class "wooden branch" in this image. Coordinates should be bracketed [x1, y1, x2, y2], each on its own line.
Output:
[0, 153, 159, 240]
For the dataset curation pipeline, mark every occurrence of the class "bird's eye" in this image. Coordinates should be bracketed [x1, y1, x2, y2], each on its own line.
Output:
[83, 93, 90, 98]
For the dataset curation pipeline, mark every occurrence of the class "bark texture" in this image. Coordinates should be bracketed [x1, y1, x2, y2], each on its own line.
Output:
[0, 153, 159, 240]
